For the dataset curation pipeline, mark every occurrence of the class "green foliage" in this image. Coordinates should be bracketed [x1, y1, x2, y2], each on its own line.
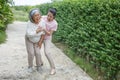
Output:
[0, 0, 13, 44]
[13, 6, 35, 21]
[51, 0, 63, 2]
[12, 8, 29, 21]
[13, 6, 34, 13]
[0, 31, 6, 43]
[65, 47, 99, 80]
[37, 0, 120, 79]
[0, 0, 13, 31]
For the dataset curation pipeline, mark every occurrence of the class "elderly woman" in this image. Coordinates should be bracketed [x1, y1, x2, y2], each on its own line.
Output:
[25, 8, 45, 73]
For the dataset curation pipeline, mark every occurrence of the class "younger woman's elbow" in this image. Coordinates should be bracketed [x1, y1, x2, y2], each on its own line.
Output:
[47, 33, 51, 36]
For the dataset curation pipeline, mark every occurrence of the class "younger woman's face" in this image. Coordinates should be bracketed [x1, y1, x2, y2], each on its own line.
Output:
[32, 12, 41, 24]
[47, 12, 54, 22]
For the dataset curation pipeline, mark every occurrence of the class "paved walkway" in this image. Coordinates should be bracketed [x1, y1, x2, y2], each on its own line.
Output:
[0, 21, 93, 80]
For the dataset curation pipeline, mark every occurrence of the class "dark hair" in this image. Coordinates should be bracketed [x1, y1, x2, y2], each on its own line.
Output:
[48, 8, 57, 18]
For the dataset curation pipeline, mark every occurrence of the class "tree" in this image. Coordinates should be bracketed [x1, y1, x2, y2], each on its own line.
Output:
[0, 0, 13, 31]
[51, 0, 63, 2]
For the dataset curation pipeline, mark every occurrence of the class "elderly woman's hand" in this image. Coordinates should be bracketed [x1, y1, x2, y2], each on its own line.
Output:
[36, 27, 43, 33]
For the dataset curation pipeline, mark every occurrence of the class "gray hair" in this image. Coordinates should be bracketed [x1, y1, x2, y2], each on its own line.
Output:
[29, 8, 41, 23]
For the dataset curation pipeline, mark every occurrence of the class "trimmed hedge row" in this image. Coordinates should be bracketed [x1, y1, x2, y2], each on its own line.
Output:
[36, 0, 120, 79]
[0, 0, 13, 31]
[13, 6, 33, 13]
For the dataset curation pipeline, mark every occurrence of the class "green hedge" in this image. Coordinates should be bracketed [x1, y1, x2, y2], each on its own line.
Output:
[0, 0, 13, 31]
[13, 6, 33, 13]
[36, 0, 120, 79]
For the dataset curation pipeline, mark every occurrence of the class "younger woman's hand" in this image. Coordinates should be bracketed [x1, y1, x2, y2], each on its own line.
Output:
[42, 28, 46, 32]
[38, 41, 42, 48]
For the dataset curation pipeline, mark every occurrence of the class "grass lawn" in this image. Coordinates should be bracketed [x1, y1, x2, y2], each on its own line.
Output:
[0, 31, 7, 44]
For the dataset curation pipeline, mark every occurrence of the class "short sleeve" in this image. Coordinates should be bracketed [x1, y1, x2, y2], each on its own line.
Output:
[51, 22, 58, 31]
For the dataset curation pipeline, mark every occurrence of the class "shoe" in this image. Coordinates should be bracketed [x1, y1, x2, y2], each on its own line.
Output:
[37, 66, 42, 73]
[27, 67, 33, 73]
[50, 69, 56, 75]
[41, 63, 43, 66]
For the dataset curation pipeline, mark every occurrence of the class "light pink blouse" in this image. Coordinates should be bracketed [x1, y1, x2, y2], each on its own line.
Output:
[42, 16, 58, 40]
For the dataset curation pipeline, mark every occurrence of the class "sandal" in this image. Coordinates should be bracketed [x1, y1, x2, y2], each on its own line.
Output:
[50, 69, 56, 75]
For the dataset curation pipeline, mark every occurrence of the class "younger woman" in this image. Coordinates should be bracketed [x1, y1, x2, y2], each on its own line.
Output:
[42, 8, 58, 75]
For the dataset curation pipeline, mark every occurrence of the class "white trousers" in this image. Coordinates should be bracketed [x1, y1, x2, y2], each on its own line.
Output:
[44, 39, 55, 69]
[25, 36, 43, 67]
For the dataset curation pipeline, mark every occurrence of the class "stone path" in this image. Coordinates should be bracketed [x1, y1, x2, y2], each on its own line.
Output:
[0, 21, 93, 80]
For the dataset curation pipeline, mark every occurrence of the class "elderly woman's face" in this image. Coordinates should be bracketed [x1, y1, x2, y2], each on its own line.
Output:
[32, 12, 41, 23]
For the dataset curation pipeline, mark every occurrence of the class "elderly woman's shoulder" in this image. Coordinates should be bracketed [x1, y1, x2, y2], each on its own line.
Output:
[40, 18, 46, 24]
[27, 20, 33, 24]
[27, 20, 31, 23]
[53, 20, 58, 25]
[27, 21, 34, 26]
[42, 16, 47, 20]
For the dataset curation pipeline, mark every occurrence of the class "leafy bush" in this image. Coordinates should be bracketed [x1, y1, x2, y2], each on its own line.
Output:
[36, 0, 120, 79]
[13, 6, 35, 21]
[0, 30, 6, 43]
[0, 0, 13, 44]
[0, 0, 13, 31]
[12, 8, 29, 21]
[13, 6, 33, 13]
